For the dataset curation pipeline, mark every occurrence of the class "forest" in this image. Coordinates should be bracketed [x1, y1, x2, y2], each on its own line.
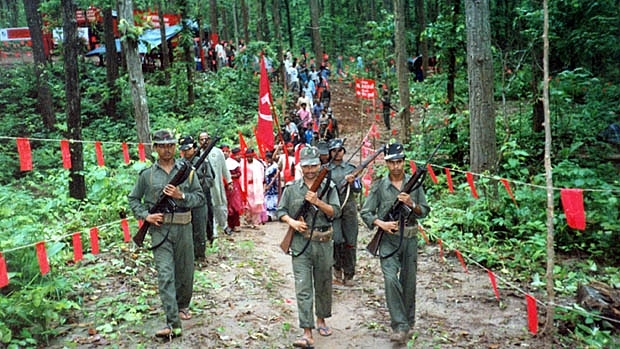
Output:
[0, 0, 619, 347]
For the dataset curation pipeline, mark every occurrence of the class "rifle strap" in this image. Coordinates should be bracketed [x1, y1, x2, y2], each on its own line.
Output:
[292, 171, 332, 258]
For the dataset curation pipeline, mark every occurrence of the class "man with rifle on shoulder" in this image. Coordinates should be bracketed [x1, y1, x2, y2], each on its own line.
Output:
[327, 138, 362, 286]
[276, 146, 341, 348]
[127, 129, 206, 339]
[360, 142, 430, 344]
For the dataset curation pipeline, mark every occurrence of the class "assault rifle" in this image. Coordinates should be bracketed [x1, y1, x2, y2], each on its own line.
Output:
[132, 136, 220, 247]
[337, 145, 385, 196]
[279, 167, 329, 253]
[366, 138, 444, 257]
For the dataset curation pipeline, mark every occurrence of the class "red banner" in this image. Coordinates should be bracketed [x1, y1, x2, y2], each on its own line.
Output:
[355, 78, 376, 99]
[560, 188, 586, 230]
[121, 219, 131, 243]
[466, 172, 479, 199]
[526, 294, 538, 335]
[426, 163, 438, 184]
[138, 143, 146, 162]
[122, 142, 130, 164]
[36, 241, 50, 275]
[16, 138, 32, 171]
[61, 140, 72, 169]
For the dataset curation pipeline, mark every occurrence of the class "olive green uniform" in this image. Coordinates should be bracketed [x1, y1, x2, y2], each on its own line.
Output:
[328, 161, 360, 280]
[360, 174, 430, 333]
[276, 178, 341, 329]
[128, 160, 205, 330]
[191, 156, 215, 258]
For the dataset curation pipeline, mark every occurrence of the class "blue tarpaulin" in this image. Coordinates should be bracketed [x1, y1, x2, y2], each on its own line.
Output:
[85, 25, 182, 57]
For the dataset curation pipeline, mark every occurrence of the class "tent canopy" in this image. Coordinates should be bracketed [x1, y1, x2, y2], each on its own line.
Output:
[85, 25, 182, 57]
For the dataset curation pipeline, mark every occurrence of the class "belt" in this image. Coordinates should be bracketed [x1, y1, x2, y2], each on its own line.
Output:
[162, 211, 192, 224]
[302, 227, 333, 242]
[174, 208, 190, 213]
[401, 226, 417, 238]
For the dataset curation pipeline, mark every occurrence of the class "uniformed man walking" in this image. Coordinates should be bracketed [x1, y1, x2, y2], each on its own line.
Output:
[277, 146, 341, 348]
[327, 138, 362, 285]
[128, 130, 205, 338]
[360, 142, 430, 344]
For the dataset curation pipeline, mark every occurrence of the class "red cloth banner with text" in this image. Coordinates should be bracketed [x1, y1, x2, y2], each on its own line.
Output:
[95, 141, 105, 167]
[355, 78, 376, 99]
[72, 232, 83, 262]
[560, 188, 586, 230]
[0, 253, 8, 288]
[256, 55, 274, 156]
[90, 227, 100, 255]
[61, 140, 72, 169]
[16, 137, 33, 171]
[36, 241, 50, 275]
[138, 143, 146, 162]
[466, 172, 479, 199]
[122, 142, 130, 164]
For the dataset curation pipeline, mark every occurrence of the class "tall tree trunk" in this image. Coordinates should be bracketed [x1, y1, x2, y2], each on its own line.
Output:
[210, 0, 219, 39]
[179, 0, 195, 105]
[415, 0, 428, 74]
[446, 0, 464, 165]
[61, 0, 85, 200]
[256, 0, 264, 41]
[241, 0, 249, 44]
[103, 7, 119, 119]
[309, 0, 322, 65]
[232, 0, 239, 45]
[394, 0, 410, 144]
[542, 0, 555, 341]
[273, 0, 285, 84]
[465, 0, 496, 173]
[158, 2, 170, 83]
[119, 0, 152, 154]
[284, 0, 293, 50]
[23, 0, 55, 130]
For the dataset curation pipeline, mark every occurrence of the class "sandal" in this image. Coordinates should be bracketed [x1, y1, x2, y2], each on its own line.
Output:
[293, 336, 314, 348]
[317, 326, 332, 337]
[179, 308, 192, 320]
[155, 325, 182, 338]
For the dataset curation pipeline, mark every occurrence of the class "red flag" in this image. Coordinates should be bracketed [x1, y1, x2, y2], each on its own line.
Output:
[500, 178, 518, 207]
[426, 163, 438, 184]
[466, 172, 479, 199]
[89, 227, 100, 255]
[122, 142, 130, 164]
[526, 294, 538, 335]
[72, 232, 83, 262]
[238, 131, 248, 153]
[417, 224, 430, 244]
[487, 269, 500, 300]
[61, 140, 72, 169]
[256, 55, 274, 155]
[36, 241, 50, 275]
[445, 167, 454, 193]
[454, 249, 468, 273]
[16, 137, 33, 171]
[253, 127, 266, 160]
[0, 253, 8, 288]
[94, 141, 105, 167]
[560, 189, 586, 230]
[121, 219, 131, 242]
[138, 143, 146, 162]
[409, 160, 417, 174]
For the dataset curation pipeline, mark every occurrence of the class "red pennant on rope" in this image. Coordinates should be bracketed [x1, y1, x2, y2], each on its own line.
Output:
[122, 142, 130, 164]
[500, 178, 518, 207]
[89, 227, 99, 255]
[560, 189, 586, 230]
[526, 294, 538, 335]
[438, 238, 444, 259]
[466, 172, 479, 199]
[72, 232, 83, 262]
[138, 219, 143, 229]
[16, 138, 33, 171]
[417, 224, 429, 244]
[121, 219, 131, 242]
[487, 269, 500, 300]
[426, 164, 438, 184]
[94, 141, 105, 166]
[0, 253, 8, 288]
[445, 168, 454, 193]
[454, 249, 469, 273]
[36, 241, 50, 275]
[138, 143, 146, 162]
[409, 160, 417, 174]
[60, 140, 72, 169]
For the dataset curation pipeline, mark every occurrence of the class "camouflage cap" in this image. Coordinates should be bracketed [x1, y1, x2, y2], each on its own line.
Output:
[178, 135, 196, 150]
[317, 141, 329, 155]
[384, 142, 405, 161]
[299, 146, 320, 166]
[328, 138, 345, 151]
[152, 129, 177, 144]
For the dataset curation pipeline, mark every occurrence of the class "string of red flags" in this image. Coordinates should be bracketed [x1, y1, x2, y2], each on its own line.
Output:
[560, 189, 586, 230]
[3, 136, 148, 172]
[427, 163, 438, 184]
[500, 178, 518, 207]
[487, 269, 500, 301]
[526, 294, 539, 335]
[444, 167, 454, 193]
[454, 249, 469, 274]
[0, 218, 136, 288]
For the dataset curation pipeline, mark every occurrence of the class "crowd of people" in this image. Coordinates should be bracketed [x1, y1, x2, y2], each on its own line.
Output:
[127, 80, 430, 346]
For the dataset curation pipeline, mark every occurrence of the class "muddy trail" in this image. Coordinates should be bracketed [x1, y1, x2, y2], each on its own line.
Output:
[48, 81, 545, 348]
